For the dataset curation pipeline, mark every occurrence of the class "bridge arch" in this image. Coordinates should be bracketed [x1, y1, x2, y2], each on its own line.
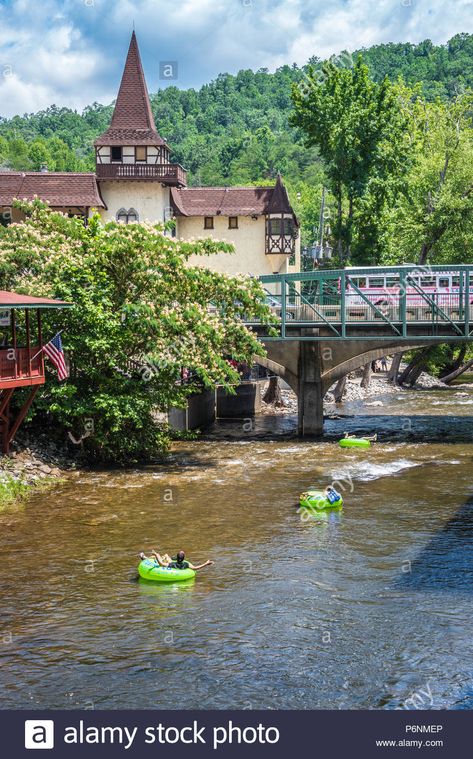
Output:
[254, 335, 449, 435]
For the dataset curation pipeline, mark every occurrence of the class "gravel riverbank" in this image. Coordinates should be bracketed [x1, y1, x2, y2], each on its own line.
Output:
[0, 431, 78, 505]
[260, 364, 462, 416]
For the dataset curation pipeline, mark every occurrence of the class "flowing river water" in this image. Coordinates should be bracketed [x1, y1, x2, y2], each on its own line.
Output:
[1, 385, 473, 710]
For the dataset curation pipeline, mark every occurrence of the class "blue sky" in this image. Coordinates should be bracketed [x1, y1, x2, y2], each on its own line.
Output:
[0, 0, 472, 118]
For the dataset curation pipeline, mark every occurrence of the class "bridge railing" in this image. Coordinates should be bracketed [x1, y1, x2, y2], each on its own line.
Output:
[256, 265, 473, 341]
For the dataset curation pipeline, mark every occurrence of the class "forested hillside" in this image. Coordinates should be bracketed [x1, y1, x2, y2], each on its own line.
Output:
[1, 34, 472, 182]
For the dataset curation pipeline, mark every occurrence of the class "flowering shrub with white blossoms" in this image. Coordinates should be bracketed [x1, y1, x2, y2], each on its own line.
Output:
[0, 200, 276, 463]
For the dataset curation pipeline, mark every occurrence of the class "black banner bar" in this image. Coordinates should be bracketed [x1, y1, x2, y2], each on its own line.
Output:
[2, 709, 469, 758]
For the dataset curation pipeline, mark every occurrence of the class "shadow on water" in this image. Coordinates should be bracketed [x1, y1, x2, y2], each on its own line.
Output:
[452, 688, 473, 709]
[205, 413, 473, 444]
[137, 578, 196, 596]
[397, 497, 473, 593]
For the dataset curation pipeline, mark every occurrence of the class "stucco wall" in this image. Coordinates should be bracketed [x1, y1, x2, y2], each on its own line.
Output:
[97, 182, 171, 224]
[92, 187, 301, 280]
[177, 215, 295, 278]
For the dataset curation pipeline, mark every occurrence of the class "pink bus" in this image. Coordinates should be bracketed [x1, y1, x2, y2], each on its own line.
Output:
[343, 269, 473, 308]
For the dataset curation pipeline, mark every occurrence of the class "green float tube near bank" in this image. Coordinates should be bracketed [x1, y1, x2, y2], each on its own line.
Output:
[299, 489, 343, 511]
[138, 558, 196, 582]
[339, 437, 371, 449]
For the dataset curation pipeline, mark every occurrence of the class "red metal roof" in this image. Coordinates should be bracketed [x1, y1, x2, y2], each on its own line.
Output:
[0, 172, 105, 208]
[0, 291, 72, 309]
[95, 32, 166, 147]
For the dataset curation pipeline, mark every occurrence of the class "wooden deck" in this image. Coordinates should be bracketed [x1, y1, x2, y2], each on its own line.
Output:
[0, 347, 45, 388]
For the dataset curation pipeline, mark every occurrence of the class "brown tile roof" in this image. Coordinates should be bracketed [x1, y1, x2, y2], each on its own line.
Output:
[94, 128, 165, 146]
[0, 172, 105, 208]
[95, 32, 166, 147]
[170, 175, 298, 222]
[267, 173, 294, 215]
[171, 186, 274, 217]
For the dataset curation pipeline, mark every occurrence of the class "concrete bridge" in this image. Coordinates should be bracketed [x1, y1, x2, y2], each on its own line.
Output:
[249, 265, 473, 435]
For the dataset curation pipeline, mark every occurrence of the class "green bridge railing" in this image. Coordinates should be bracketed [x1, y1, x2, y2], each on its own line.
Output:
[255, 265, 473, 341]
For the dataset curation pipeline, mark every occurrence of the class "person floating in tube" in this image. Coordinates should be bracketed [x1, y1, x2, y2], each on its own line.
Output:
[139, 549, 214, 571]
[324, 485, 342, 505]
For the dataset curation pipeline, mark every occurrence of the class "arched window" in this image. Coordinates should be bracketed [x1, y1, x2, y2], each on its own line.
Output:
[116, 208, 139, 224]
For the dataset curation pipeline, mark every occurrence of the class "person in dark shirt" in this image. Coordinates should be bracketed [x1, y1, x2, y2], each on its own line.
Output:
[140, 549, 214, 571]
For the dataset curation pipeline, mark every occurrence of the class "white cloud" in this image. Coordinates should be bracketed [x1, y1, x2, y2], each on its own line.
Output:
[0, 0, 472, 118]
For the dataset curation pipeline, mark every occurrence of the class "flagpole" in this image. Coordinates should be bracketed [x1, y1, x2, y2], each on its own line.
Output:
[30, 330, 63, 362]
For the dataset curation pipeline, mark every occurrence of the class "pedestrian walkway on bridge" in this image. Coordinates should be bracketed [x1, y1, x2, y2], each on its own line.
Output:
[247, 265, 473, 436]
[254, 265, 473, 342]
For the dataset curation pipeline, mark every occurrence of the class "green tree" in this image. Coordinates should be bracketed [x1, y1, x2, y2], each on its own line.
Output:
[383, 92, 473, 265]
[0, 135, 8, 167]
[0, 201, 275, 463]
[6, 137, 31, 170]
[28, 139, 53, 171]
[291, 57, 411, 262]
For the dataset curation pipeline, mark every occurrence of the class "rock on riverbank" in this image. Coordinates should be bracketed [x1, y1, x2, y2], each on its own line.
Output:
[0, 432, 77, 503]
[260, 365, 450, 415]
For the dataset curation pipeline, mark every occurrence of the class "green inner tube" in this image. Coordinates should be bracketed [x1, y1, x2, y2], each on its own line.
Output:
[299, 489, 343, 511]
[339, 437, 371, 448]
[138, 559, 196, 582]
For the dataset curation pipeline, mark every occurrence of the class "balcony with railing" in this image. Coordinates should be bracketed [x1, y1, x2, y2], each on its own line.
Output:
[96, 162, 187, 186]
[0, 347, 45, 388]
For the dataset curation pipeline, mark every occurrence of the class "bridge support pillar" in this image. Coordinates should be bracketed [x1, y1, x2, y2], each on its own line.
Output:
[298, 338, 324, 436]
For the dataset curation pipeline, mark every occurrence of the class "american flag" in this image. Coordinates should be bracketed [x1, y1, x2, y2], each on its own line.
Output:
[43, 332, 69, 381]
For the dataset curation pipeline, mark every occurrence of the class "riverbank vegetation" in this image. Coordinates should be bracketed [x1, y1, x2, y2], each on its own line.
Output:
[0, 201, 274, 463]
[0, 474, 30, 508]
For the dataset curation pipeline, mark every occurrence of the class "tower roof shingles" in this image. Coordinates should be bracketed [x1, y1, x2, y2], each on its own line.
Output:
[95, 32, 166, 147]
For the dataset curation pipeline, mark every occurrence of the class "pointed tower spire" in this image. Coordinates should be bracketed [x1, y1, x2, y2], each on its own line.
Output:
[110, 31, 156, 132]
[267, 173, 293, 215]
[95, 31, 166, 146]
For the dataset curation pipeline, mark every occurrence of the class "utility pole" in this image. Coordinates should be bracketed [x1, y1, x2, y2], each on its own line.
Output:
[318, 186, 326, 255]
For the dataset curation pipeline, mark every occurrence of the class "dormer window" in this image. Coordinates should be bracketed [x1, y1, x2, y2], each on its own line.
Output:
[135, 146, 147, 162]
[111, 146, 123, 162]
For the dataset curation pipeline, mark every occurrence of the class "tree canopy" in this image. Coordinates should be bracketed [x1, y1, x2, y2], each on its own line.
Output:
[0, 201, 274, 463]
[1, 34, 472, 188]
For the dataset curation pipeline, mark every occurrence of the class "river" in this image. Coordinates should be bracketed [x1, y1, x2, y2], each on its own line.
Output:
[0, 386, 472, 710]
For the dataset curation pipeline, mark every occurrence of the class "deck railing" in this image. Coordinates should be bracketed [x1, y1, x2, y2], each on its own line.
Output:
[96, 162, 187, 186]
[0, 347, 45, 387]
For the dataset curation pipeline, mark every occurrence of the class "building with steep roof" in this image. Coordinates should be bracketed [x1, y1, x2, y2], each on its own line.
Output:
[0, 32, 300, 277]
